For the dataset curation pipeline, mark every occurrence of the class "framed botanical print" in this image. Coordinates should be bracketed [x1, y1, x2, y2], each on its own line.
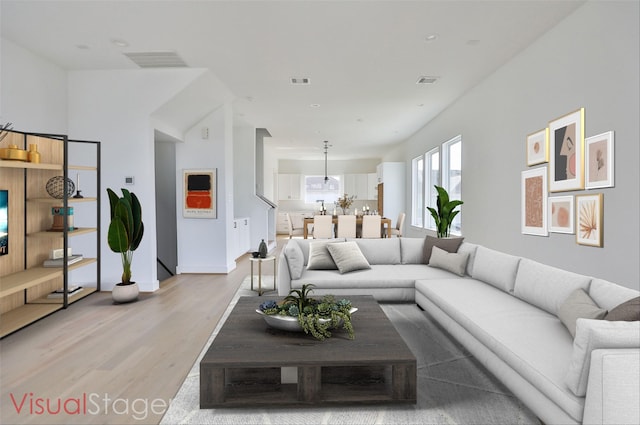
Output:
[183, 169, 217, 218]
[576, 193, 603, 247]
[585, 131, 614, 189]
[548, 195, 574, 234]
[548, 108, 585, 192]
[526, 128, 548, 166]
[521, 166, 548, 236]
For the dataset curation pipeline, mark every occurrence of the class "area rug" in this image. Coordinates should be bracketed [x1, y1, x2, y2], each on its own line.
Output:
[160, 278, 538, 425]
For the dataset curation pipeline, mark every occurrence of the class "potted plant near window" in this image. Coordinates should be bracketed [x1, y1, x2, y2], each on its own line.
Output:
[427, 185, 463, 238]
[107, 188, 144, 303]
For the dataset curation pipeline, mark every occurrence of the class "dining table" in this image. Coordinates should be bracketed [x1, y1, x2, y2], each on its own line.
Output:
[303, 216, 392, 238]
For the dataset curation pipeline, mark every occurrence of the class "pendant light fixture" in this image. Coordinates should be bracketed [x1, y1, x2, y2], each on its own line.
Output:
[323, 141, 330, 183]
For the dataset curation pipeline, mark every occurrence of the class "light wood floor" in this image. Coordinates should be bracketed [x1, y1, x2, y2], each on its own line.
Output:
[0, 238, 285, 425]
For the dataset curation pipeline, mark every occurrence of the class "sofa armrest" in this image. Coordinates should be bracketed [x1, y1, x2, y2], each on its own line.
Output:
[277, 251, 292, 296]
[583, 348, 640, 425]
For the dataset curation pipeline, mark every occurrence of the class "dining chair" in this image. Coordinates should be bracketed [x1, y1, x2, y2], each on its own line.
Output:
[285, 213, 304, 239]
[337, 215, 357, 238]
[312, 215, 334, 239]
[389, 212, 406, 238]
[361, 215, 382, 238]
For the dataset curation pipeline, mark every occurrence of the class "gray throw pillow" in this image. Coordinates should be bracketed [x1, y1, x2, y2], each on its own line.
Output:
[428, 246, 469, 276]
[558, 289, 607, 338]
[423, 235, 464, 264]
[284, 240, 304, 280]
[326, 241, 371, 274]
[306, 241, 339, 270]
[604, 296, 640, 321]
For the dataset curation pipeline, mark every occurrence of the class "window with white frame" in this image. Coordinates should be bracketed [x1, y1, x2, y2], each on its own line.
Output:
[442, 135, 462, 234]
[411, 156, 424, 227]
[303, 175, 341, 205]
[411, 136, 462, 234]
[425, 147, 440, 230]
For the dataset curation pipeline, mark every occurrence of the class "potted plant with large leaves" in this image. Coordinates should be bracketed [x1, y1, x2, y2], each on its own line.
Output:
[427, 185, 463, 238]
[107, 188, 144, 303]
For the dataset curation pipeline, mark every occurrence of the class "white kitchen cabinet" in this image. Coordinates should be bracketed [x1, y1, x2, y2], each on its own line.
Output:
[278, 174, 301, 200]
[344, 173, 373, 200]
[376, 162, 405, 222]
[367, 173, 378, 200]
[233, 217, 251, 258]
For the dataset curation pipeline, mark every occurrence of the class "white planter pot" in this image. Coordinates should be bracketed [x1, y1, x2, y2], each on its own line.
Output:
[112, 282, 139, 303]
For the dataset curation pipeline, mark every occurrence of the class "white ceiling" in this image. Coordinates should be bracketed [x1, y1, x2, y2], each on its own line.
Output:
[1, 0, 583, 160]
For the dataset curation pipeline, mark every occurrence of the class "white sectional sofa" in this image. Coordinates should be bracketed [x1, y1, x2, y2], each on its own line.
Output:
[277, 237, 640, 425]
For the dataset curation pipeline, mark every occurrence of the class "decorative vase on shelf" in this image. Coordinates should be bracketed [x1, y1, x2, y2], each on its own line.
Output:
[27, 144, 41, 163]
[258, 239, 268, 258]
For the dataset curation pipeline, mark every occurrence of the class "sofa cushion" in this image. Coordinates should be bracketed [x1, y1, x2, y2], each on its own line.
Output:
[307, 240, 342, 270]
[604, 296, 640, 321]
[557, 289, 607, 337]
[514, 259, 592, 315]
[565, 318, 640, 397]
[327, 241, 371, 274]
[457, 242, 479, 276]
[353, 238, 401, 265]
[428, 246, 469, 277]
[589, 278, 640, 311]
[400, 238, 425, 264]
[284, 240, 305, 280]
[423, 236, 464, 264]
[471, 246, 521, 293]
[416, 278, 584, 421]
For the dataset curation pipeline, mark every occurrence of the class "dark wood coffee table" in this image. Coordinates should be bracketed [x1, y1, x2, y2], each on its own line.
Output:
[200, 295, 416, 407]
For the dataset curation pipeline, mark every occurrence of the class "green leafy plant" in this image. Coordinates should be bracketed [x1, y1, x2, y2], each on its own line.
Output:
[426, 185, 463, 238]
[107, 188, 144, 285]
[259, 284, 355, 341]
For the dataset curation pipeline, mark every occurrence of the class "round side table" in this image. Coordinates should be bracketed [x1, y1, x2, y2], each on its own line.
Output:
[249, 255, 277, 296]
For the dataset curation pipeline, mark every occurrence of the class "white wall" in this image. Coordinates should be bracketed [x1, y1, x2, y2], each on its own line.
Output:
[401, 1, 639, 289]
[67, 68, 208, 291]
[0, 38, 67, 133]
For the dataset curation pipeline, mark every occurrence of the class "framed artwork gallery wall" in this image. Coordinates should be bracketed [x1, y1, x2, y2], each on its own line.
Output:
[521, 107, 613, 248]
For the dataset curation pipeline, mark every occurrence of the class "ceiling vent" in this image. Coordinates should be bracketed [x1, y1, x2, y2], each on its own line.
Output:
[290, 77, 311, 85]
[416, 76, 439, 84]
[123, 51, 188, 68]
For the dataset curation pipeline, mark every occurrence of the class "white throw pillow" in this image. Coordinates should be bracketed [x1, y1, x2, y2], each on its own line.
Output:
[428, 246, 470, 277]
[565, 318, 640, 396]
[284, 240, 304, 280]
[306, 240, 340, 270]
[326, 241, 371, 274]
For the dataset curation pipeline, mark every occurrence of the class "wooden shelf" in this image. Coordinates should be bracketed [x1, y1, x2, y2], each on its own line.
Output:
[0, 304, 63, 337]
[69, 165, 97, 171]
[29, 197, 98, 204]
[29, 227, 98, 238]
[0, 159, 62, 170]
[30, 287, 97, 305]
[0, 259, 96, 298]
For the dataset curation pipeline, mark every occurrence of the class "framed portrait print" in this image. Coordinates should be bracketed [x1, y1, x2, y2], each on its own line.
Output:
[585, 131, 614, 189]
[576, 193, 603, 247]
[548, 108, 585, 192]
[526, 128, 548, 166]
[183, 169, 217, 218]
[521, 166, 548, 236]
[548, 195, 574, 234]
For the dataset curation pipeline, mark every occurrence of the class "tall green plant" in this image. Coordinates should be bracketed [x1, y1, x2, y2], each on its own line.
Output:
[426, 185, 463, 238]
[107, 188, 144, 284]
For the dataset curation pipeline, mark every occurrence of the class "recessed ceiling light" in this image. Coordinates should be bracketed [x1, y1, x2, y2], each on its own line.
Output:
[466, 39, 481, 46]
[416, 76, 439, 84]
[425, 33, 439, 42]
[417, 103, 425, 107]
[111, 38, 130, 47]
[310, 103, 321, 108]
[75, 44, 90, 50]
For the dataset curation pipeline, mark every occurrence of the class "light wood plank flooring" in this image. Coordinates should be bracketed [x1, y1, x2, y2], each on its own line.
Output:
[0, 239, 284, 424]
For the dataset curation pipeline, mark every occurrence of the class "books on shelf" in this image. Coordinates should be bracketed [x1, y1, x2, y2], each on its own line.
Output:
[43, 254, 83, 267]
[47, 286, 83, 298]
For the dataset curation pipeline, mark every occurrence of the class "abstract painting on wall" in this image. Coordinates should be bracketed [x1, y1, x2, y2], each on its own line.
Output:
[549, 108, 585, 192]
[183, 169, 216, 219]
[526, 128, 549, 166]
[548, 195, 574, 234]
[521, 166, 548, 236]
[0, 189, 7, 256]
[585, 131, 614, 189]
[576, 193, 603, 247]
